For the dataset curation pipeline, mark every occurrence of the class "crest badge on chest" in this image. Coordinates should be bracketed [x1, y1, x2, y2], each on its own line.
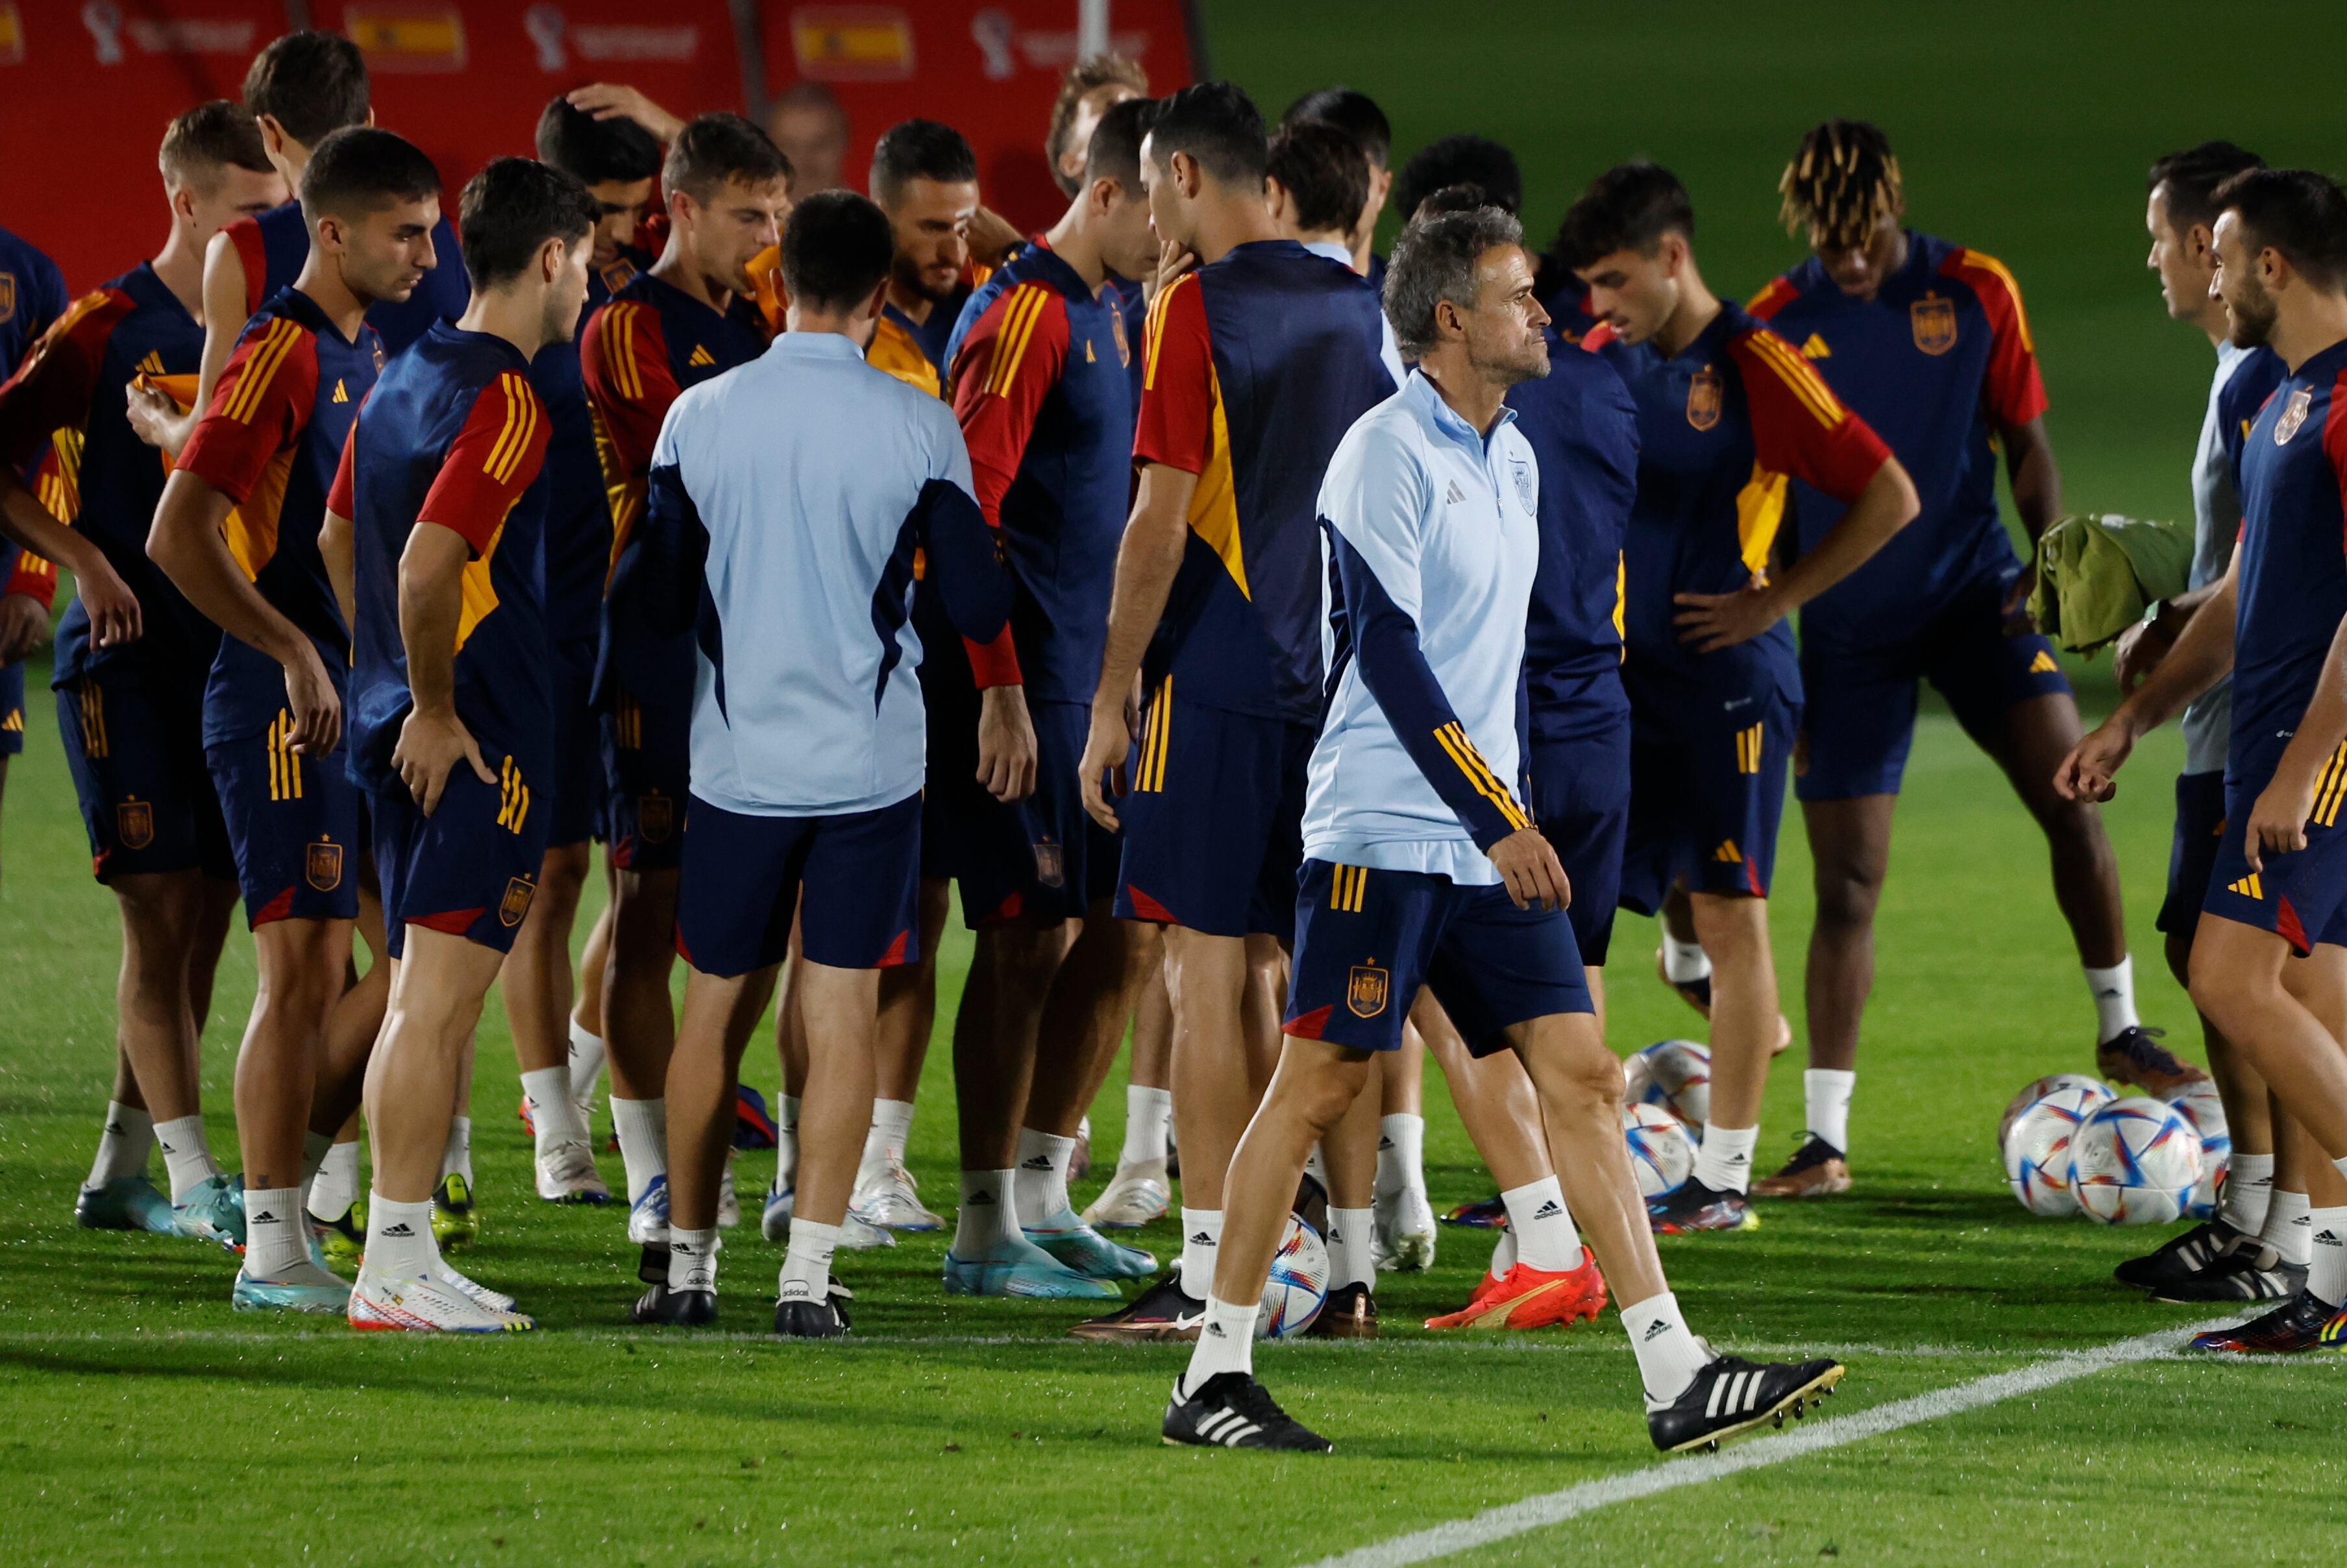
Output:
[1911, 292, 1957, 356]
[2276, 387, 2314, 445]
[1509, 455, 1535, 513]
[1685, 366, 1722, 431]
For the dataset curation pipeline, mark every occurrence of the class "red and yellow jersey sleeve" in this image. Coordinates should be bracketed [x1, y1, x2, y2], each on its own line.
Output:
[0, 286, 135, 471]
[419, 372, 550, 555]
[177, 313, 319, 504]
[1939, 247, 2047, 429]
[1729, 326, 1892, 504]
[2326, 368, 2347, 559]
[327, 413, 359, 520]
[227, 215, 269, 319]
[947, 281, 1070, 687]
[581, 299, 681, 482]
[1746, 276, 1799, 321]
[5, 546, 56, 608]
[1134, 273, 1214, 476]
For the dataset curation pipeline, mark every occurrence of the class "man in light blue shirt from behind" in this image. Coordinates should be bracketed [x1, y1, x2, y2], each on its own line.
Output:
[616, 190, 1012, 1338]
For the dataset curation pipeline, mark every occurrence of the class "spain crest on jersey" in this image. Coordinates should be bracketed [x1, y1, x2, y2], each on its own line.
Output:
[498, 876, 538, 927]
[639, 791, 674, 842]
[1032, 840, 1065, 889]
[1510, 455, 1536, 513]
[116, 798, 153, 850]
[1347, 962, 1390, 1019]
[306, 840, 344, 891]
[1686, 367, 1722, 431]
[1911, 293, 1957, 356]
[2276, 387, 2314, 445]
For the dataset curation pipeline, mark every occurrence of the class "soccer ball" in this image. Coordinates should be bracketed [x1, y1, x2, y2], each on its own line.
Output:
[1997, 1072, 2111, 1148]
[2071, 1096, 2205, 1226]
[1623, 1102, 1695, 1197]
[2002, 1084, 2106, 1216]
[2165, 1082, 2231, 1221]
[1627, 1040, 1711, 1133]
[1257, 1214, 1329, 1339]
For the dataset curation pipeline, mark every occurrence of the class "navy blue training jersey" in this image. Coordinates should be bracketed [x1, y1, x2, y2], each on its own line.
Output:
[529, 245, 647, 647]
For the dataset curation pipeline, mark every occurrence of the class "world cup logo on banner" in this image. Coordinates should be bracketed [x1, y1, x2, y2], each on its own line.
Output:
[81, 0, 123, 63]
[524, 5, 568, 70]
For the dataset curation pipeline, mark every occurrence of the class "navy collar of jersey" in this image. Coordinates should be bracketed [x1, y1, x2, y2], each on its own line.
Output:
[424, 318, 531, 371]
[883, 287, 965, 373]
[1217, 238, 1319, 269]
[1405, 367, 1519, 456]
[264, 284, 366, 350]
[2284, 334, 2347, 385]
[1011, 241, 1092, 300]
[628, 266, 754, 332]
[119, 260, 195, 325]
[1660, 299, 1753, 365]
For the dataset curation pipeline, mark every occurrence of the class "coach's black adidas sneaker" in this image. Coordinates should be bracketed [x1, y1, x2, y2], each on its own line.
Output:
[1647, 1354, 1845, 1452]
[1647, 1178, 1758, 1234]
[2191, 1290, 2337, 1354]
[630, 1282, 717, 1327]
[1070, 1270, 1205, 1342]
[2114, 1218, 2245, 1290]
[2150, 1240, 2307, 1303]
[1162, 1372, 1333, 1452]
[773, 1276, 853, 1339]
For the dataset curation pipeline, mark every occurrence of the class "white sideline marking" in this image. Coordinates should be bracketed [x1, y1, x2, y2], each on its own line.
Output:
[1305, 1319, 2230, 1568]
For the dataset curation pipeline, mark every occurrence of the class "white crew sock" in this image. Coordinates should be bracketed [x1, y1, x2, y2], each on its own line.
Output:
[308, 1139, 360, 1220]
[439, 1116, 474, 1185]
[952, 1170, 1018, 1255]
[2308, 1207, 2347, 1306]
[1804, 1069, 1856, 1155]
[610, 1096, 668, 1203]
[2220, 1152, 2274, 1234]
[365, 1193, 440, 1279]
[779, 1218, 839, 1301]
[1376, 1112, 1425, 1199]
[776, 1095, 803, 1188]
[1622, 1291, 1712, 1407]
[1500, 1176, 1582, 1271]
[2262, 1188, 2313, 1266]
[86, 1101, 154, 1188]
[1490, 1226, 1518, 1279]
[520, 1067, 587, 1155]
[242, 1185, 306, 1278]
[1179, 1207, 1222, 1295]
[2084, 959, 2139, 1043]
[1179, 1293, 1259, 1391]
[299, 1129, 334, 1215]
[1325, 1207, 1377, 1290]
[1661, 931, 1712, 985]
[1120, 1084, 1171, 1166]
[860, 1098, 915, 1183]
[669, 1226, 719, 1293]
[567, 1021, 606, 1110]
[1693, 1123, 1760, 1195]
[153, 1115, 220, 1201]
[1014, 1128, 1075, 1223]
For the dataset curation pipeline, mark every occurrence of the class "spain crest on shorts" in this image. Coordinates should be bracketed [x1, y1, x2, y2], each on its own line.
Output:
[639, 792, 674, 842]
[306, 839, 344, 891]
[1347, 962, 1390, 1019]
[116, 797, 153, 850]
[1911, 293, 1957, 356]
[498, 876, 537, 927]
[1032, 840, 1065, 889]
[2276, 387, 2314, 445]
[1685, 367, 1721, 431]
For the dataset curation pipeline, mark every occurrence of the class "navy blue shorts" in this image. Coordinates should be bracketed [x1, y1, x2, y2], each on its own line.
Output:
[371, 748, 551, 960]
[1283, 859, 1591, 1057]
[1528, 729, 1629, 966]
[2203, 744, 2347, 955]
[601, 672, 689, 872]
[1619, 670, 1797, 911]
[1112, 684, 1312, 938]
[2159, 770, 2228, 938]
[549, 639, 602, 849]
[676, 790, 921, 977]
[1796, 572, 2071, 802]
[207, 716, 363, 926]
[0, 661, 22, 755]
[55, 663, 234, 883]
[926, 696, 1120, 926]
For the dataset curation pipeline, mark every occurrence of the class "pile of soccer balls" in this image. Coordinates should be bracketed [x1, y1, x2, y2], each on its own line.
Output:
[1998, 1072, 2228, 1225]
[1622, 1039, 1710, 1198]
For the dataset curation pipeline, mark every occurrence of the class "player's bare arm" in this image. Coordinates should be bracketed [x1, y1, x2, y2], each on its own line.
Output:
[566, 83, 684, 144]
[1078, 461, 1196, 829]
[1998, 414, 2061, 630]
[2114, 577, 2225, 692]
[1673, 456, 1919, 652]
[0, 470, 140, 646]
[129, 230, 247, 454]
[2056, 553, 2239, 802]
[391, 519, 494, 815]
[147, 467, 338, 752]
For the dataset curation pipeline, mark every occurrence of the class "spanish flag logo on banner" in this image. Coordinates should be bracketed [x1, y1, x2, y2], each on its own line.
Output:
[791, 6, 914, 81]
[343, 5, 467, 71]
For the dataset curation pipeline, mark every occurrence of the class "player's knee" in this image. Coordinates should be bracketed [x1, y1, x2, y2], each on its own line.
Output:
[2186, 942, 2257, 1029]
[1532, 1030, 1625, 1112]
[1812, 869, 1881, 931]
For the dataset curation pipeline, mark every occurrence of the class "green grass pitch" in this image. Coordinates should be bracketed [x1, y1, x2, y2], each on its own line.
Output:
[8, 3, 2347, 1561]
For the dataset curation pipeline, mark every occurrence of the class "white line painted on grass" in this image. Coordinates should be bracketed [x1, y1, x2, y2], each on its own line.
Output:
[1305, 1318, 2230, 1568]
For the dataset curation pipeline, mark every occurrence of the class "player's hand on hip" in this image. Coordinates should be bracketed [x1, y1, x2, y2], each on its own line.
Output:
[0, 593, 47, 663]
[2244, 770, 2318, 873]
[1077, 699, 1131, 832]
[78, 559, 143, 648]
[280, 643, 343, 757]
[976, 683, 1038, 803]
[394, 707, 495, 817]
[1673, 582, 1782, 652]
[1488, 827, 1569, 912]
[2052, 719, 2133, 803]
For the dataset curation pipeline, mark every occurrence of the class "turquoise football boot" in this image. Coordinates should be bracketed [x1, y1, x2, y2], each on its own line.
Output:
[1025, 1210, 1157, 1280]
[76, 1174, 175, 1233]
[232, 1262, 351, 1315]
[172, 1173, 246, 1252]
[943, 1234, 1120, 1299]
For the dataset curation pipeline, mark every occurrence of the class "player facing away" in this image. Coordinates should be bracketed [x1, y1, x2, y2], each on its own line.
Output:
[582, 114, 787, 1236]
[2110, 142, 2302, 1310]
[1559, 164, 1918, 1234]
[613, 191, 1011, 1333]
[1071, 81, 1395, 1341]
[2059, 170, 2347, 1351]
[0, 227, 67, 886]
[327, 156, 597, 1332]
[149, 127, 443, 1312]
[927, 96, 1165, 1301]
[0, 104, 278, 1238]
[1162, 209, 1845, 1452]
[1746, 121, 2180, 1198]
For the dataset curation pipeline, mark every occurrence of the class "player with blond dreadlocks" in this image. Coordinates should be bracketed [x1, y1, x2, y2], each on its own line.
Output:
[1743, 119, 2197, 1200]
